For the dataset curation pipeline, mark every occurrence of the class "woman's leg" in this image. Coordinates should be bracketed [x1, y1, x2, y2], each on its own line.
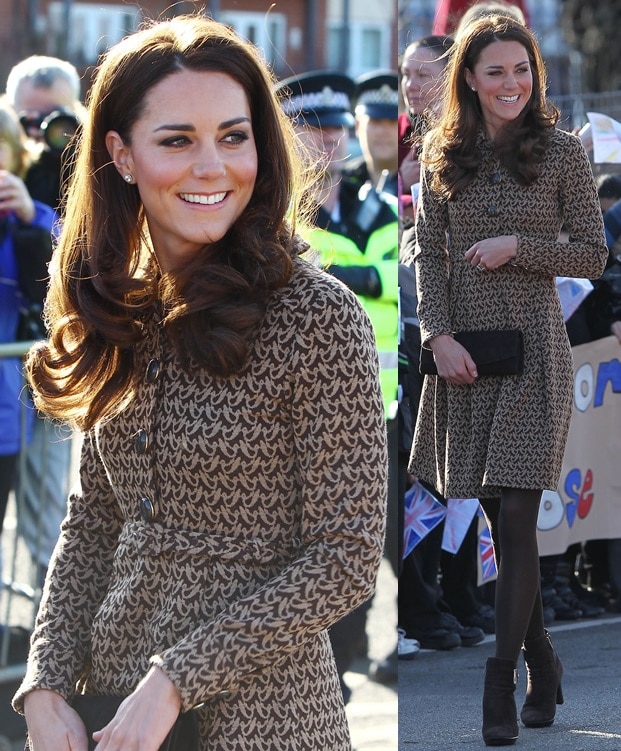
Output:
[480, 488, 543, 662]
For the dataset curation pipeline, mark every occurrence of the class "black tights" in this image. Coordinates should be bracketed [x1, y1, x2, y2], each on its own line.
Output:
[479, 488, 545, 664]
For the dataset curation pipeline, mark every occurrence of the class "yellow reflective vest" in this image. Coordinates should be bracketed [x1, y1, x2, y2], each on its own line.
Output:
[303, 218, 399, 417]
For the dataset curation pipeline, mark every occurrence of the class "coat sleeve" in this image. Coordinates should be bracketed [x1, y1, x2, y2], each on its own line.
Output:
[408, 165, 452, 345]
[513, 132, 608, 279]
[12, 433, 124, 712]
[151, 276, 388, 711]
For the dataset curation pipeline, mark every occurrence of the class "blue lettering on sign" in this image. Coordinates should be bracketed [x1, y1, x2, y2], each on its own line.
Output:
[537, 468, 595, 532]
[594, 359, 621, 407]
[574, 358, 621, 411]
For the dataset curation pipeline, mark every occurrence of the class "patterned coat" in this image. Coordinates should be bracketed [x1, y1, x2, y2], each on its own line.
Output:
[406, 128, 607, 498]
[13, 260, 387, 751]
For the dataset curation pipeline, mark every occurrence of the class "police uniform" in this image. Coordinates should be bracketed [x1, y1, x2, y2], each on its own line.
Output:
[276, 70, 398, 418]
[345, 70, 400, 198]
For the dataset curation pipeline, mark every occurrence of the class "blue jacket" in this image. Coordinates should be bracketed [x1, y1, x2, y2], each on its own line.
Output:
[604, 197, 621, 252]
[0, 201, 55, 455]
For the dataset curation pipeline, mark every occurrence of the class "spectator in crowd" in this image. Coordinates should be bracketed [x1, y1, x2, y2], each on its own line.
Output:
[398, 35, 454, 225]
[570, 189, 621, 616]
[453, 0, 527, 37]
[5, 55, 84, 583]
[6, 55, 84, 210]
[402, 14, 606, 745]
[0, 98, 55, 542]
[12, 16, 387, 751]
[343, 70, 399, 198]
[276, 69, 398, 697]
[596, 172, 621, 214]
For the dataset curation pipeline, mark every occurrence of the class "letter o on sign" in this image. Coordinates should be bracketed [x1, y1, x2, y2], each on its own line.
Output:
[537, 490, 564, 531]
[574, 362, 593, 413]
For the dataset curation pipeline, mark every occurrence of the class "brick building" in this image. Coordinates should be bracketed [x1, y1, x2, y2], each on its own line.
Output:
[0, 0, 397, 96]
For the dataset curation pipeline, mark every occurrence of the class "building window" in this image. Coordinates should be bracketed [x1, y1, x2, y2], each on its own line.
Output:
[327, 21, 390, 76]
[219, 11, 286, 69]
[48, 3, 141, 64]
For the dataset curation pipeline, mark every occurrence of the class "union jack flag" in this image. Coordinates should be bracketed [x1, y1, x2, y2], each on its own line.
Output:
[403, 481, 447, 559]
[478, 511, 498, 582]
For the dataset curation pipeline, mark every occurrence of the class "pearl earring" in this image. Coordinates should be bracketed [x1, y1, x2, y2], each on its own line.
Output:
[124, 174, 133, 183]
[471, 86, 477, 92]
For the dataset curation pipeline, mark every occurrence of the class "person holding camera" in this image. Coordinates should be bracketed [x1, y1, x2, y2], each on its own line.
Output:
[6, 55, 83, 211]
[0, 97, 55, 540]
[4, 55, 84, 583]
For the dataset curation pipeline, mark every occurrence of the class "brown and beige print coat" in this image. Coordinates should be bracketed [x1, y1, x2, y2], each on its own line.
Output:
[14, 260, 388, 751]
[408, 128, 607, 498]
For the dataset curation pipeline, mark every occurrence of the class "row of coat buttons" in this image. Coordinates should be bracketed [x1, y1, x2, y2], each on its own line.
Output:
[487, 170, 501, 216]
[137, 359, 161, 523]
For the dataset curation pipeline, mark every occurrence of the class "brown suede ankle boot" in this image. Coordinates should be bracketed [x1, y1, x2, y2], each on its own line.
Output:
[482, 657, 519, 746]
[521, 630, 564, 727]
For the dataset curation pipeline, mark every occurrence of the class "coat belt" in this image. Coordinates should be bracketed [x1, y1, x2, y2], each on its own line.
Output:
[120, 521, 300, 566]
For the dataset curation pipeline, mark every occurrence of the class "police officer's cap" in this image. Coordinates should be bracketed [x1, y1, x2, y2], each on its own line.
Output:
[355, 70, 399, 120]
[275, 70, 355, 129]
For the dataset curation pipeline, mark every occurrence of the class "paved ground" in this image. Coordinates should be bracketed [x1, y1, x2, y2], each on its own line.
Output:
[346, 558, 398, 750]
[400, 614, 621, 751]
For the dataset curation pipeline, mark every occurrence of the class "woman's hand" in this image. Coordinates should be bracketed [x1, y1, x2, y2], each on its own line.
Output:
[24, 689, 89, 751]
[429, 334, 478, 385]
[91, 666, 182, 751]
[611, 321, 621, 344]
[0, 169, 36, 224]
[399, 150, 421, 195]
[465, 235, 518, 271]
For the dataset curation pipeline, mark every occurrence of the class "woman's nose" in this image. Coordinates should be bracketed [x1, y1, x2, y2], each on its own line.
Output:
[192, 145, 226, 178]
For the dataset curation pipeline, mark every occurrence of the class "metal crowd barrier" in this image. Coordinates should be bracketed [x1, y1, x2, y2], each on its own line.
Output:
[0, 340, 79, 746]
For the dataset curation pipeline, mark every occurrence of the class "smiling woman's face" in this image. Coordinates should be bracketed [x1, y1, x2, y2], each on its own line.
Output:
[106, 68, 258, 272]
[465, 40, 533, 139]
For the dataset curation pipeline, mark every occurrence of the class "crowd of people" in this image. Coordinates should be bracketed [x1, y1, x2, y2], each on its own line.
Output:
[0, 12, 397, 751]
[2, 2, 621, 750]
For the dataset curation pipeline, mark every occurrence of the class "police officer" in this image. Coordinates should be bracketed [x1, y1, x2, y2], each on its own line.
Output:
[276, 70, 398, 420]
[276, 69, 399, 699]
[345, 70, 399, 198]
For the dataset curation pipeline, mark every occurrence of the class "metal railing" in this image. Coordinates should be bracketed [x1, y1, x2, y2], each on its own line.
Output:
[0, 339, 78, 747]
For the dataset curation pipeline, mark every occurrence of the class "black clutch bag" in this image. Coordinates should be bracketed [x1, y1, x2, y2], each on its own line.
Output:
[419, 329, 524, 376]
[71, 695, 199, 751]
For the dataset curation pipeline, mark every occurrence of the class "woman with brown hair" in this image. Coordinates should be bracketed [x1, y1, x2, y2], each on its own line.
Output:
[12, 15, 387, 751]
[402, 14, 607, 746]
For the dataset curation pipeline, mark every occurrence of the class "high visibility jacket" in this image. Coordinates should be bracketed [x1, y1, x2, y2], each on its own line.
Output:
[304, 217, 399, 416]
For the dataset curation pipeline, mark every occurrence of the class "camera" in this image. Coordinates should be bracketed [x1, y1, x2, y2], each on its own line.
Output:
[40, 109, 80, 153]
[19, 108, 80, 153]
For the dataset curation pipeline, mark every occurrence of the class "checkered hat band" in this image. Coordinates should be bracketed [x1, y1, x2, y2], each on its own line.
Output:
[358, 84, 398, 107]
[281, 89, 351, 115]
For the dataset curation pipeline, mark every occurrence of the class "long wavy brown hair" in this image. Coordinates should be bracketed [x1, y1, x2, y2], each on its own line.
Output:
[26, 15, 316, 431]
[423, 14, 559, 199]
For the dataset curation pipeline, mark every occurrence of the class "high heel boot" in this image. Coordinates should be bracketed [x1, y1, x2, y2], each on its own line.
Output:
[521, 630, 564, 727]
[482, 657, 519, 746]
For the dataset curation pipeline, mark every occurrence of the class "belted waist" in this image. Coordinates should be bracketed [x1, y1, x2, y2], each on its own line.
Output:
[119, 521, 301, 566]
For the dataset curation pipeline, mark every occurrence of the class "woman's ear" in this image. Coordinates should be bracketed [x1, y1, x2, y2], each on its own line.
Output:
[465, 69, 475, 91]
[105, 130, 133, 180]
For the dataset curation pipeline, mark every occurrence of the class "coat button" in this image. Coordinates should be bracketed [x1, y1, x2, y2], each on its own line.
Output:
[133, 429, 149, 454]
[140, 497, 156, 523]
[486, 204, 499, 217]
[146, 359, 161, 383]
[217, 690, 232, 699]
[489, 170, 501, 184]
